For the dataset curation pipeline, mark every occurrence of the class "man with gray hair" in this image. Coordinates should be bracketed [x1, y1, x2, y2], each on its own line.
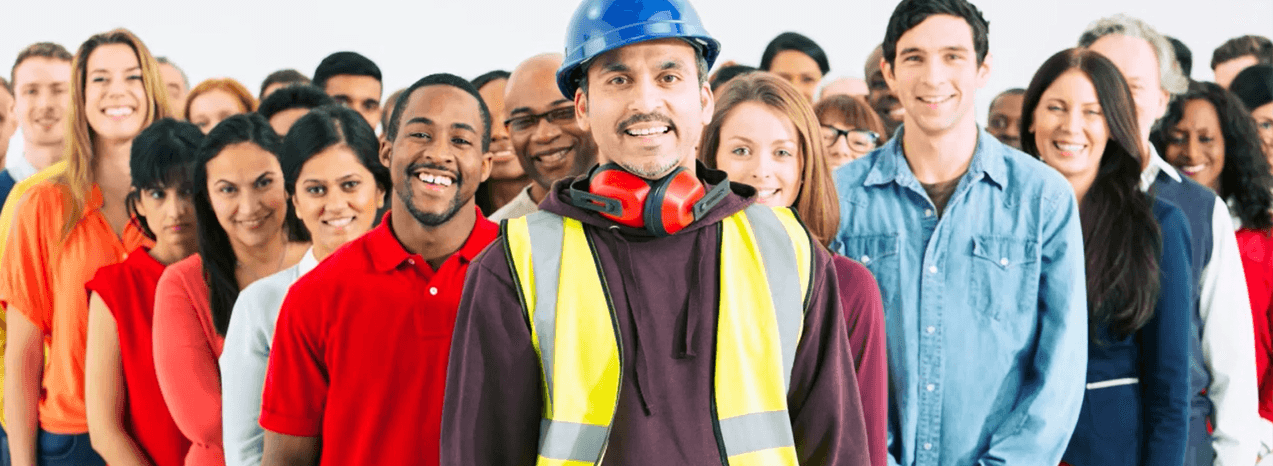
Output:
[1081, 14, 1262, 466]
[156, 57, 189, 116]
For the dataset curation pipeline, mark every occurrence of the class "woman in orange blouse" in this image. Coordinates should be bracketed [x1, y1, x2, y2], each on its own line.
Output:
[0, 29, 171, 466]
[152, 112, 308, 466]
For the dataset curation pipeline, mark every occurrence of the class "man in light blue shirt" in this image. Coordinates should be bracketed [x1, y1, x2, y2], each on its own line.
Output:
[831, 0, 1088, 464]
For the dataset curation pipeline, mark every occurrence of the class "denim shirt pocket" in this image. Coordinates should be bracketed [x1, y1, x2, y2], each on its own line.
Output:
[839, 234, 901, 313]
[969, 235, 1041, 322]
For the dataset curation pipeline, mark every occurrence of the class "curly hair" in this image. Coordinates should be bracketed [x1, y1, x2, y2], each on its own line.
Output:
[1152, 81, 1273, 230]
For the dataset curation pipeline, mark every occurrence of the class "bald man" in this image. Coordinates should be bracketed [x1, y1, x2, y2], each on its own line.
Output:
[817, 76, 869, 102]
[489, 53, 598, 221]
[864, 44, 903, 136]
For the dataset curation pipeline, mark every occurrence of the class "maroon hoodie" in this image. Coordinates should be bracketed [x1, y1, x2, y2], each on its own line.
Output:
[440, 165, 870, 465]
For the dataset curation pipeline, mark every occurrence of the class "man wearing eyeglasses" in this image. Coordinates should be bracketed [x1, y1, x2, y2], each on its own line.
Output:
[489, 53, 598, 221]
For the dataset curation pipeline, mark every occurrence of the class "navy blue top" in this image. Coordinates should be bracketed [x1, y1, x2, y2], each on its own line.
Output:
[1151, 168, 1217, 418]
[0, 169, 16, 214]
[1062, 198, 1194, 466]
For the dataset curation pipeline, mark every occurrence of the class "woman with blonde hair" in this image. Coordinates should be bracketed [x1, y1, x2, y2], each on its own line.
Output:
[698, 71, 887, 466]
[185, 78, 256, 134]
[0, 28, 171, 466]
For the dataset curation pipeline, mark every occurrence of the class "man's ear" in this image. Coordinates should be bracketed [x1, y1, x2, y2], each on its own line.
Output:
[976, 52, 994, 88]
[574, 87, 590, 134]
[700, 81, 714, 126]
[379, 137, 392, 168]
[881, 57, 897, 92]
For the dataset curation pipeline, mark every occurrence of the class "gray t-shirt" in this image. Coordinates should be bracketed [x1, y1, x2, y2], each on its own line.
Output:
[489, 185, 541, 222]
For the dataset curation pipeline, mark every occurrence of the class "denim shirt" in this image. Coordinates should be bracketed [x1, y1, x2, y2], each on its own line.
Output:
[831, 127, 1088, 466]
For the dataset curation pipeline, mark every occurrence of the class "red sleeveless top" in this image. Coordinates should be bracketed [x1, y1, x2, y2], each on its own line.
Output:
[85, 247, 192, 466]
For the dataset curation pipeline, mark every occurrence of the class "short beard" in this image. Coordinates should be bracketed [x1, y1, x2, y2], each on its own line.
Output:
[396, 164, 470, 227]
[618, 156, 682, 180]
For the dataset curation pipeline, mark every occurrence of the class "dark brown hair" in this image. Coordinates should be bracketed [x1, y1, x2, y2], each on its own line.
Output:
[1020, 48, 1160, 338]
[1211, 35, 1273, 70]
[699, 72, 840, 247]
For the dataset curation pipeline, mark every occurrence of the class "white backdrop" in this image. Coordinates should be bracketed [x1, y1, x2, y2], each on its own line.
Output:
[3, 0, 1270, 122]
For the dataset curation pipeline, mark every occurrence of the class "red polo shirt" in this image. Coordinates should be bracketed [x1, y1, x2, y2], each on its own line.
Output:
[260, 209, 497, 465]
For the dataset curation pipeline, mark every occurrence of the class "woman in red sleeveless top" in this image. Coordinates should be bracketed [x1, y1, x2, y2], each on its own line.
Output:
[84, 118, 203, 466]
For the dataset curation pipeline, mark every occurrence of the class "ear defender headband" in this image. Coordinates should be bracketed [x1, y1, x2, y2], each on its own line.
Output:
[570, 163, 730, 236]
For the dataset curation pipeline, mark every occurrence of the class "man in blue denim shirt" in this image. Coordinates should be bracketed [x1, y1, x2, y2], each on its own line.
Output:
[831, 0, 1088, 464]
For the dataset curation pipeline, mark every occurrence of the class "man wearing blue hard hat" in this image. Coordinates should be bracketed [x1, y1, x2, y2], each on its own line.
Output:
[440, 0, 871, 464]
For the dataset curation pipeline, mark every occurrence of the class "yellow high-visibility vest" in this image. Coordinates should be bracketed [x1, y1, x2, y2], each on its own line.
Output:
[503, 204, 813, 466]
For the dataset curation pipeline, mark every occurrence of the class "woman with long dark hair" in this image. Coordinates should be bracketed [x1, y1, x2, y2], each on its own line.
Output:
[699, 72, 885, 466]
[1021, 48, 1193, 466]
[759, 32, 830, 103]
[1152, 80, 1273, 431]
[0, 29, 172, 466]
[220, 104, 388, 466]
[84, 118, 202, 466]
[153, 113, 309, 465]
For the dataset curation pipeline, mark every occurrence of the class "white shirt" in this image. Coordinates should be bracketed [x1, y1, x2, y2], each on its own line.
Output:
[488, 185, 541, 222]
[1143, 148, 1261, 466]
[220, 248, 319, 466]
[4, 129, 36, 183]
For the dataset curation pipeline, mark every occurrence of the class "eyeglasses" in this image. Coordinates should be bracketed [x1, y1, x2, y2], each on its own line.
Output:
[504, 106, 576, 133]
[821, 126, 879, 153]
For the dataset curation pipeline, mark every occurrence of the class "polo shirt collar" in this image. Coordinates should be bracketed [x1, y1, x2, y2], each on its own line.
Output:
[863, 125, 1007, 190]
[367, 207, 498, 273]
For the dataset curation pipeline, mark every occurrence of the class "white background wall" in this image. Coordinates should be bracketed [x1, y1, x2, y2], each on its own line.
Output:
[3, 0, 1270, 122]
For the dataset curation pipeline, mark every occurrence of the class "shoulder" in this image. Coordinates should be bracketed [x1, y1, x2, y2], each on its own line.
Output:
[469, 235, 516, 286]
[288, 235, 372, 294]
[489, 193, 537, 222]
[997, 147, 1073, 198]
[831, 254, 878, 288]
[237, 264, 300, 311]
[158, 254, 203, 291]
[832, 150, 882, 193]
[88, 259, 133, 292]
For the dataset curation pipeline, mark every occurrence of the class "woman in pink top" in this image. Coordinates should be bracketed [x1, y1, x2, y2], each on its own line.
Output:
[153, 113, 309, 466]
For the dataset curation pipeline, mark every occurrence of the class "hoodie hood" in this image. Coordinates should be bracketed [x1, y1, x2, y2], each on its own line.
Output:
[541, 160, 757, 236]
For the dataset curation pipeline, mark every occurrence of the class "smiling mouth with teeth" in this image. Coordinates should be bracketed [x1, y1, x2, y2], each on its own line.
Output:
[624, 126, 670, 137]
[417, 172, 455, 187]
[323, 217, 355, 228]
[1053, 142, 1086, 153]
[104, 107, 135, 117]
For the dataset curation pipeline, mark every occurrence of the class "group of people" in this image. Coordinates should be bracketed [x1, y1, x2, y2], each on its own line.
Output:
[0, 0, 1271, 465]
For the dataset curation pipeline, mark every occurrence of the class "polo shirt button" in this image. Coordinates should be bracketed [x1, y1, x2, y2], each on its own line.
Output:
[407, 258, 416, 265]
[924, 443, 932, 450]
[1000, 257, 1010, 266]
[928, 265, 937, 274]
[861, 255, 871, 264]
[926, 383, 935, 392]
[926, 326, 935, 334]
[429, 287, 438, 296]
[924, 209, 933, 217]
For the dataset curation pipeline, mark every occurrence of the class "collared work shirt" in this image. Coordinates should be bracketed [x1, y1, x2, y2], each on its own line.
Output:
[832, 128, 1088, 466]
[262, 210, 497, 466]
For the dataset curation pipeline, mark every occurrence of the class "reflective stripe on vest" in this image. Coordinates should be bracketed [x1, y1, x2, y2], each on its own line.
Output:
[503, 204, 812, 465]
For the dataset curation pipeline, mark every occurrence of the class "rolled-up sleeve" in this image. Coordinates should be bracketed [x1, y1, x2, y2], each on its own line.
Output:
[979, 192, 1088, 465]
[1203, 198, 1261, 466]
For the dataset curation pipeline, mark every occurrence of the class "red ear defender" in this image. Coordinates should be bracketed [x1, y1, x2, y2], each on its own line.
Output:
[570, 163, 731, 236]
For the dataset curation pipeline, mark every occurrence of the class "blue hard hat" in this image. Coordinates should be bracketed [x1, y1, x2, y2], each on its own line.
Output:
[556, 0, 721, 98]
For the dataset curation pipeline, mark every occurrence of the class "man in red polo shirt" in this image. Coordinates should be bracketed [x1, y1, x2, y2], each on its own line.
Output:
[258, 73, 496, 466]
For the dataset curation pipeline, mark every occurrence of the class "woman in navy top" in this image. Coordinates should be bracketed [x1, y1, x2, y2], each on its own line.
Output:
[1021, 48, 1193, 466]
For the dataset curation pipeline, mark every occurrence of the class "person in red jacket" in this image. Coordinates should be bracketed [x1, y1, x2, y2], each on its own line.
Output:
[84, 118, 202, 466]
